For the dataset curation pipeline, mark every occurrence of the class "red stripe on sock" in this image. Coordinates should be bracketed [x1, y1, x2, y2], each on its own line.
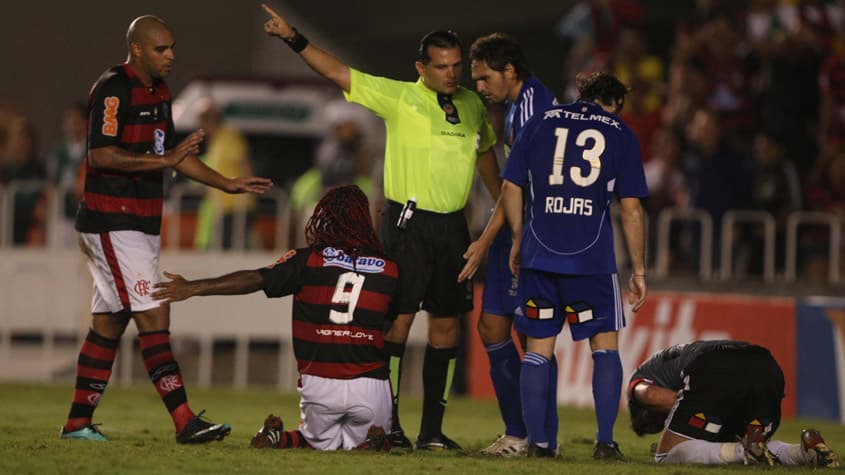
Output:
[142, 351, 174, 372]
[83, 341, 117, 361]
[139, 331, 171, 349]
[65, 417, 91, 432]
[78, 366, 112, 381]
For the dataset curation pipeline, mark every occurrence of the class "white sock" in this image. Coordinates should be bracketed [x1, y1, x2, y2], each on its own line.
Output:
[662, 439, 744, 464]
[767, 441, 804, 465]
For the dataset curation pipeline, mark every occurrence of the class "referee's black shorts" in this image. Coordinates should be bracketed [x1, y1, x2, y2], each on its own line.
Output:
[666, 345, 785, 442]
[381, 200, 473, 316]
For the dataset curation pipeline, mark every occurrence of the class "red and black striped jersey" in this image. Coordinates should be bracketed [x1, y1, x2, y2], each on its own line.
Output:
[76, 64, 175, 235]
[258, 247, 399, 380]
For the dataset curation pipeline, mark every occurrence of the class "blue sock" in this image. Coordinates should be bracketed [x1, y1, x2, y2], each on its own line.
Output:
[545, 355, 559, 451]
[592, 349, 623, 444]
[520, 352, 550, 446]
[486, 339, 526, 438]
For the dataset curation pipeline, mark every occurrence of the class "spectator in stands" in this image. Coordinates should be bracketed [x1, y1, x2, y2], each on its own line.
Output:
[738, 130, 802, 275]
[643, 127, 687, 269]
[289, 100, 375, 247]
[819, 32, 845, 146]
[46, 102, 87, 247]
[802, 142, 845, 282]
[194, 98, 256, 250]
[0, 116, 45, 245]
[681, 108, 751, 273]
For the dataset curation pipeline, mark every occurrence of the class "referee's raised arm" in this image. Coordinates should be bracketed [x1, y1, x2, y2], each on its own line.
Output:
[261, 3, 351, 92]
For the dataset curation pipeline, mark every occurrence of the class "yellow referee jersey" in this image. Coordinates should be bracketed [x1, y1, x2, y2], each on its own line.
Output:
[345, 68, 496, 213]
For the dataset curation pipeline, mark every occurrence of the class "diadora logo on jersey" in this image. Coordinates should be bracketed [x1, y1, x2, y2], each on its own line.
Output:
[322, 247, 385, 273]
[153, 129, 165, 155]
[102, 96, 120, 137]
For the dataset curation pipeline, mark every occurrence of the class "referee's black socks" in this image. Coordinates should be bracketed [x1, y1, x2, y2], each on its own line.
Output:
[419, 345, 457, 439]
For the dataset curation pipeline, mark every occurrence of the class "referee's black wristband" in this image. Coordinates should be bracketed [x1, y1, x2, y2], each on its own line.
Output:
[283, 27, 309, 53]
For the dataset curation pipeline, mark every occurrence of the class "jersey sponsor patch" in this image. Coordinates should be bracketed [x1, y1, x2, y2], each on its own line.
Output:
[266, 249, 297, 268]
[322, 247, 385, 273]
[525, 298, 554, 320]
[102, 96, 120, 137]
[565, 302, 594, 324]
[153, 128, 166, 155]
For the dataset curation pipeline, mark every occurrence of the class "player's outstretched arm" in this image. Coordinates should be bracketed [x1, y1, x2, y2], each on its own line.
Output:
[152, 270, 264, 304]
[620, 196, 647, 311]
[88, 130, 204, 172]
[261, 3, 351, 92]
[173, 155, 273, 194]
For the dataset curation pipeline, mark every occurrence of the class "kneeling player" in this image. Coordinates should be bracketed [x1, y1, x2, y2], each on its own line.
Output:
[153, 185, 396, 450]
[629, 340, 840, 467]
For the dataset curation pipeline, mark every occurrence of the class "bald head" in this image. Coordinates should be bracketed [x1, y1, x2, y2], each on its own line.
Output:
[126, 15, 172, 50]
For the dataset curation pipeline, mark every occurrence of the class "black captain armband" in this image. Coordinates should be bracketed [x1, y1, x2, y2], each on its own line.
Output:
[283, 27, 309, 53]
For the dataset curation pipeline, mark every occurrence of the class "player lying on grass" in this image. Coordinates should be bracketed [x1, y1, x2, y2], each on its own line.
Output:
[153, 185, 396, 451]
[629, 340, 840, 467]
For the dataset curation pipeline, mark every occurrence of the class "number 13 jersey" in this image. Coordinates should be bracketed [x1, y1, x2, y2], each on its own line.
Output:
[502, 100, 648, 275]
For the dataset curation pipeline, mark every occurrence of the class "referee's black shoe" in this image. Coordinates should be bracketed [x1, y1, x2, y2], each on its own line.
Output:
[387, 428, 413, 450]
[415, 433, 461, 451]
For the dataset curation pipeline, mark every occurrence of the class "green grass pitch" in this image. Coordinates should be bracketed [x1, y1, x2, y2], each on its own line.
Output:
[1, 383, 843, 474]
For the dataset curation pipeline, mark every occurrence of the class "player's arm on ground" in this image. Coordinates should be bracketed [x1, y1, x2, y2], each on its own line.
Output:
[152, 270, 264, 304]
[458, 148, 503, 282]
[501, 179, 523, 277]
[620, 196, 647, 311]
[261, 3, 351, 92]
[173, 155, 273, 194]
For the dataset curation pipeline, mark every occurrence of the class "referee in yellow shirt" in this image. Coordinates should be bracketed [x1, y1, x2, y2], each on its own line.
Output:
[261, 4, 502, 451]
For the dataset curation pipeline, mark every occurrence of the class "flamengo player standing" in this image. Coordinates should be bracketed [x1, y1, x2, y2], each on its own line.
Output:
[153, 185, 398, 451]
[501, 72, 648, 459]
[60, 15, 272, 443]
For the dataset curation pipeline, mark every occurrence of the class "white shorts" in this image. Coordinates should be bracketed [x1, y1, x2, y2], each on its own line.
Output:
[297, 374, 392, 450]
[78, 230, 161, 314]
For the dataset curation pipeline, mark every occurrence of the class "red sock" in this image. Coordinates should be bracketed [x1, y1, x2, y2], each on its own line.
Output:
[64, 329, 118, 432]
[139, 330, 194, 432]
[277, 430, 311, 449]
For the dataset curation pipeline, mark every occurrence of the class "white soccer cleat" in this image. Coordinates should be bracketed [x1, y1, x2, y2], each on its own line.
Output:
[479, 434, 529, 457]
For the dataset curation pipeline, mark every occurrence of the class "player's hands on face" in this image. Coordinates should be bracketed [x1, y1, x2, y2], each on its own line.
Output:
[164, 129, 205, 167]
[152, 271, 194, 304]
[224, 176, 274, 194]
[261, 3, 295, 39]
[458, 239, 490, 282]
[627, 275, 647, 312]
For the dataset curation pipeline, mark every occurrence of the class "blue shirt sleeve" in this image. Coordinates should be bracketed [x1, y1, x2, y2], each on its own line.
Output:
[614, 128, 649, 199]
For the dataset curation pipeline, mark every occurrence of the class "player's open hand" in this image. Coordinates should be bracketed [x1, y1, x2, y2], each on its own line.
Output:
[152, 271, 194, 304]
[223, 176, 274, 194]
[261, 3, 295, 39]
[164, 129, 205, 167]
[458, 239, 489, 282]
[627, 274, 647, 312]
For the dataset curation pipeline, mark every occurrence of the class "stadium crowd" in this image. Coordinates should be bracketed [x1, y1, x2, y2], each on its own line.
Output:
[1, 0, 845, 281]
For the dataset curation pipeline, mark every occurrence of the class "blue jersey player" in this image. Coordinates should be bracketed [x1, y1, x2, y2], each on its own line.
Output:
[501, 72, 648, 459]
[462, 33, 557, 457]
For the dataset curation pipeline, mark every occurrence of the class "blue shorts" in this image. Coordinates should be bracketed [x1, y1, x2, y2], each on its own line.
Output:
[513, 269, 625, 341]
[481, 229, 519, 317]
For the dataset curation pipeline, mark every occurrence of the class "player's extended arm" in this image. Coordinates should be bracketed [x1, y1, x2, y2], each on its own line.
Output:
[502, 179, 523, 277]
[620, 196, 647, 311]
[632, 381, 677, 414]
[152, 270, 264, 304]
[88, 130, 204, 172]
[173, 155, 273, 194]
[457, 149, 504, 281]
[261, 3, 351, 92]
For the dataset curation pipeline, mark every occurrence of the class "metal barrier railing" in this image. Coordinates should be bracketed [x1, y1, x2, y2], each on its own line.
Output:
[785, 211, 842, 283]
[720, 210, 776, 282]
[655, 207, 713, 280]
